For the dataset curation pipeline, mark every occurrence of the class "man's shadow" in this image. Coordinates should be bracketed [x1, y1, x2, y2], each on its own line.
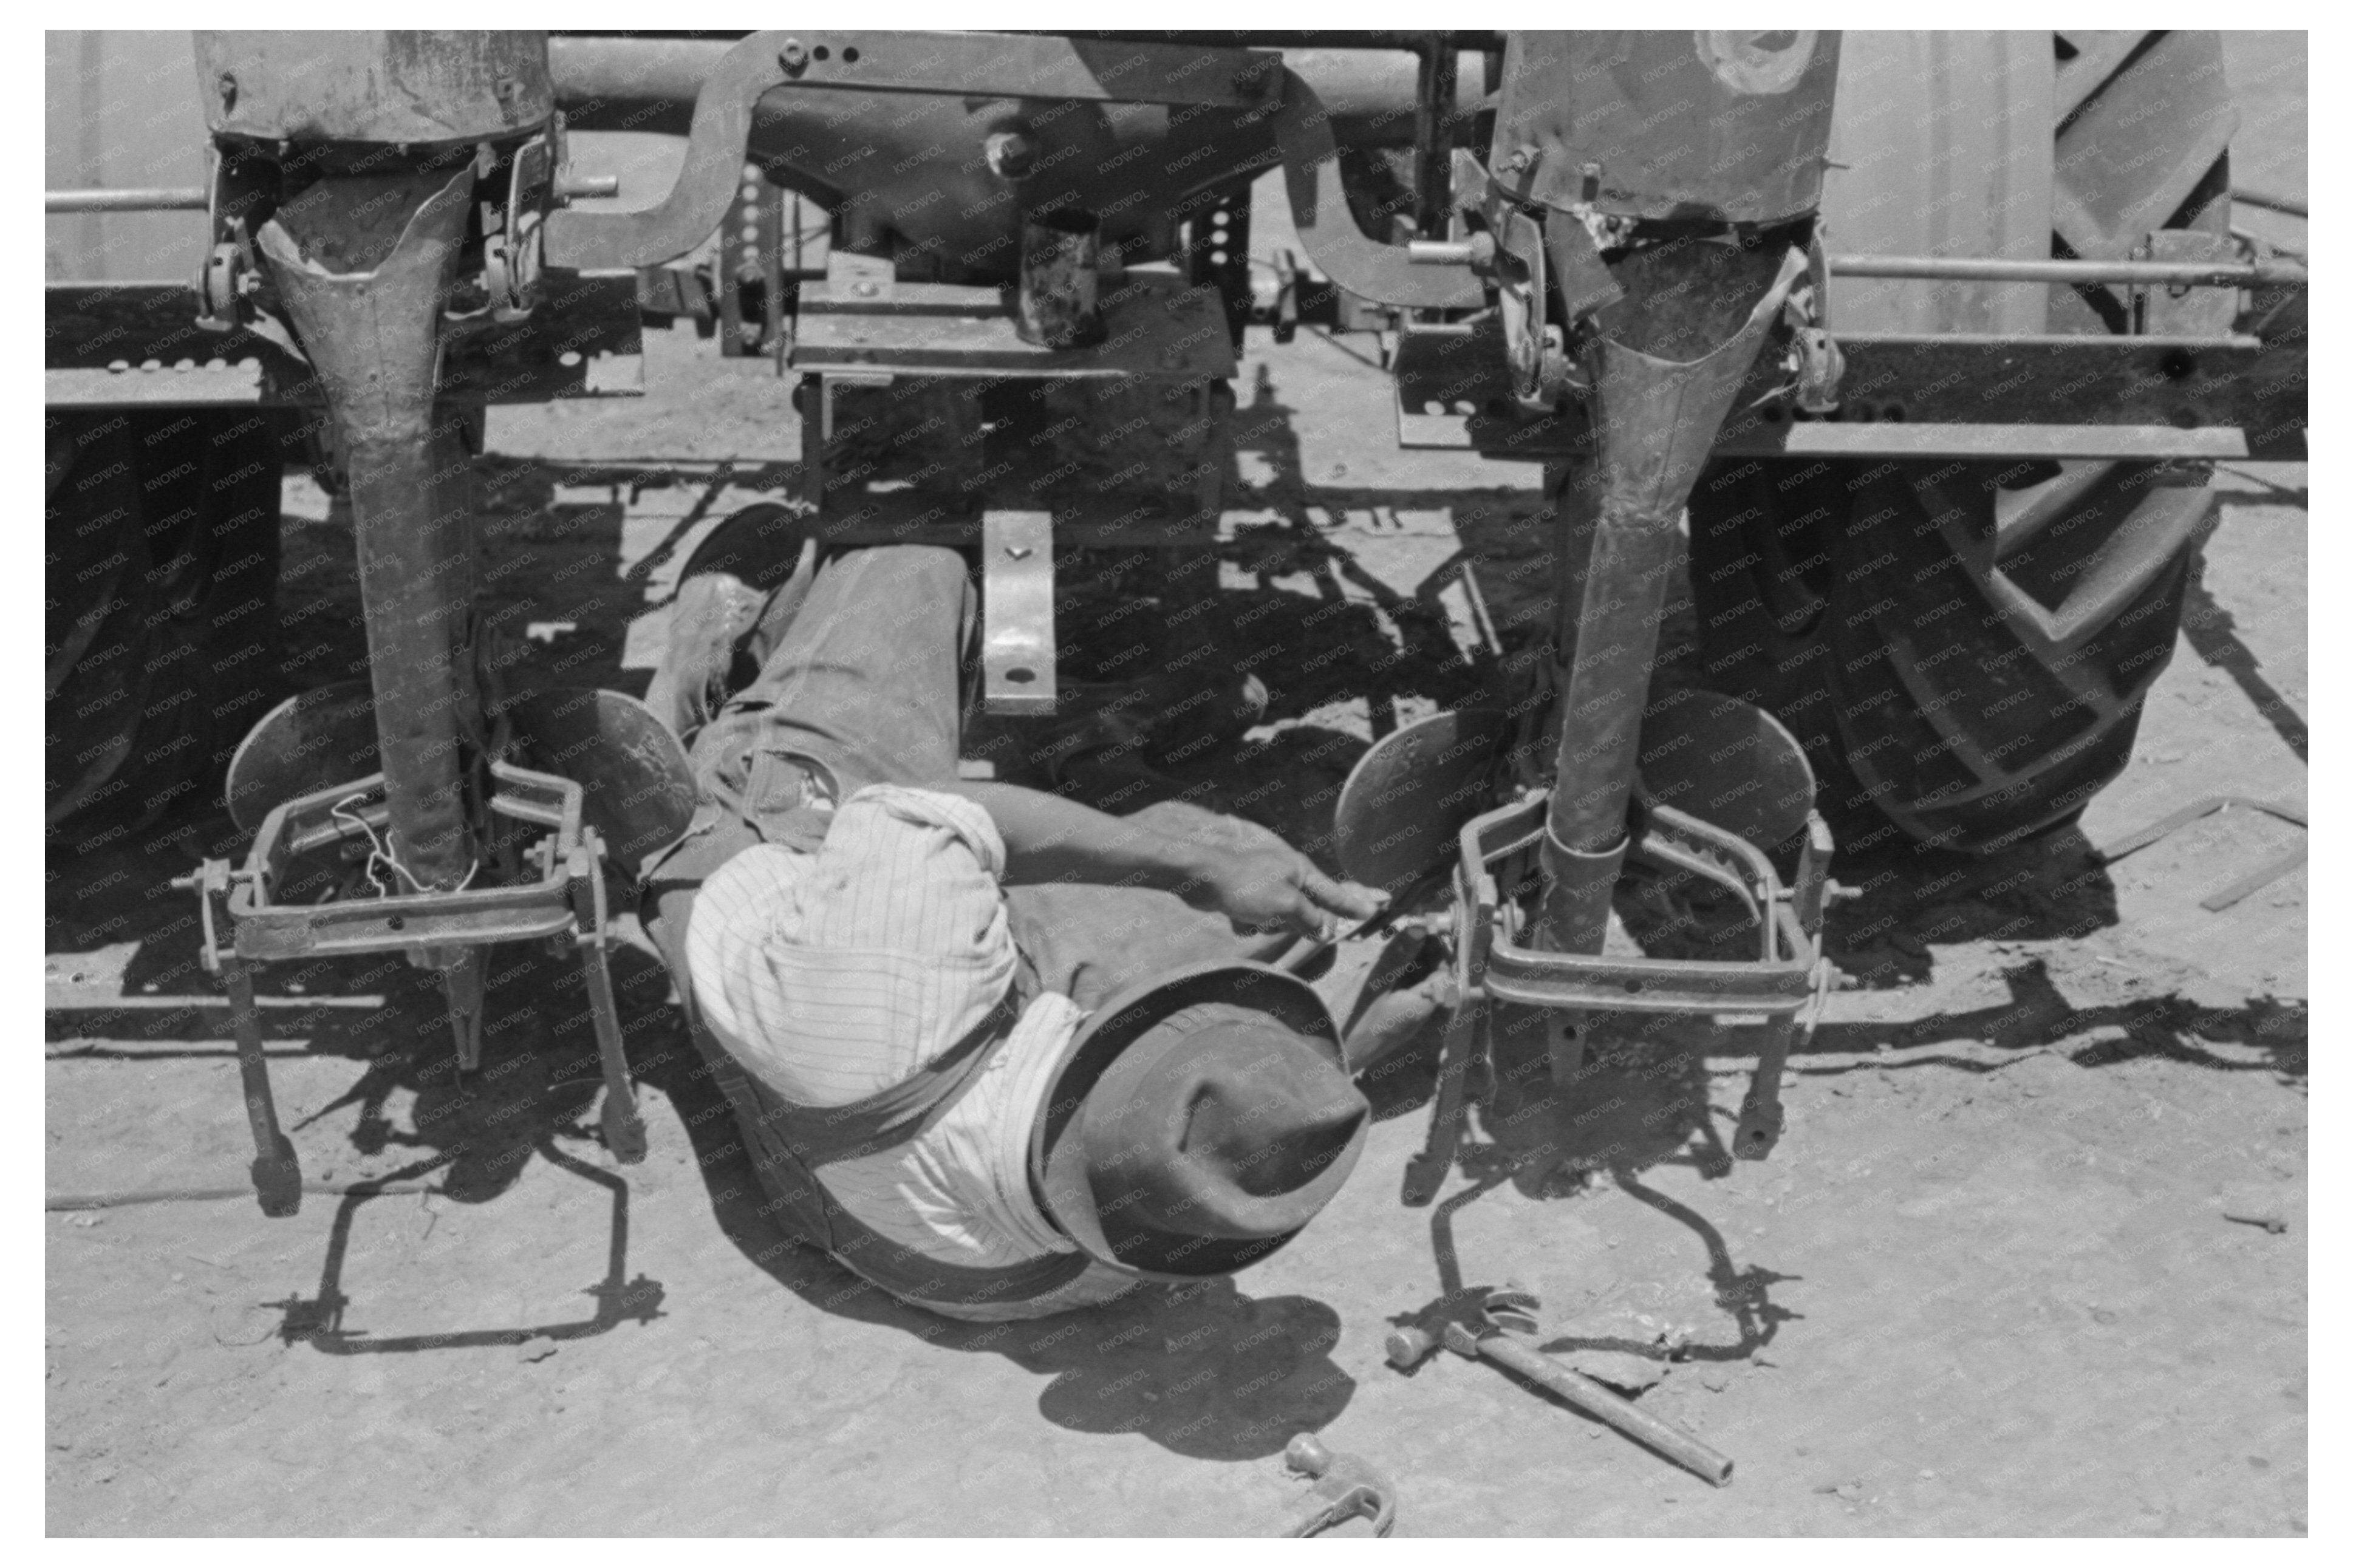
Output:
[623, 946, 1358, 1462]
[263, 935, 1356, 1459]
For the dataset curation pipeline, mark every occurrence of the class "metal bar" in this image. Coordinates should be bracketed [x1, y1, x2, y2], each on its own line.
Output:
[1716, 423, 2253, 462]
[765, 30, 1279, 106]
[1401, 995, 1482, 1207]
[2230, 186, 2307, 219]
[1472, 1333, 1735, 1486]
[569, 840, 647, 1164]
[1828, 253, 2306, 288]
[1067, 30, 1504, 50]
[224, 961, 304, 1218]
[1732, 1016, 1796, 1159]
[1410, 34, 1457, 240]
[2201, 845, 2307, 913]
[2100, 794, 2308, 864]
[46, 186, 207, 213]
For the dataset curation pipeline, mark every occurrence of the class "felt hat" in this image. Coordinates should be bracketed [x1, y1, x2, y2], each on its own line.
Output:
[1032, 961, 1369, 1281]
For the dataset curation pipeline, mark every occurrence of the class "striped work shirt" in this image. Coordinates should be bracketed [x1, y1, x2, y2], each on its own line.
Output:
[685, 783, 1135, 1320]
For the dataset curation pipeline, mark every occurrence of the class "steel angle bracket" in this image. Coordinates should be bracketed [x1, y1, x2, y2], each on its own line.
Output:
[982, 511, 1057, 715]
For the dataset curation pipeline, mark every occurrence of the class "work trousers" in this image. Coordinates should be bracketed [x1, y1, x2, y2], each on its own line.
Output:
[641, 543, 1251, 1029]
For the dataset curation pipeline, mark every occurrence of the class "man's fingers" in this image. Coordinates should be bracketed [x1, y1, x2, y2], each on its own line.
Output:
[1297, 861, 1386, 921]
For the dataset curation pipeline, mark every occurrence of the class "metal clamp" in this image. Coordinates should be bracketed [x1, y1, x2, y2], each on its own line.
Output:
[180, 760, 652, 1216]
[981, 511, 1057, 715]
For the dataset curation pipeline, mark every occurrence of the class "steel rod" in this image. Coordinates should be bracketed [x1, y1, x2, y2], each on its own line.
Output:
[1829, 253, 2305, 287]
[46, 186, 207, 213]
[2230, 186, 2307, 219]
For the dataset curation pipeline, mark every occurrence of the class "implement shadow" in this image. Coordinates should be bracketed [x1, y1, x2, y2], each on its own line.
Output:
[270, 1136, 665, 1354]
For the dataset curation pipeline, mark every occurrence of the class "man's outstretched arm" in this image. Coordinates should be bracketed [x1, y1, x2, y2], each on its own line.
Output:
[936, 780, 1382, 940]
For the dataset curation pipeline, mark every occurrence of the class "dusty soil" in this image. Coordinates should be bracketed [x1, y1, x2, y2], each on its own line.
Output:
[47, 41, 2306, 1537]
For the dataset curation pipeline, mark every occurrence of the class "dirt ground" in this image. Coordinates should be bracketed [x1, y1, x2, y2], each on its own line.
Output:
[47, 43, 2306, 1538]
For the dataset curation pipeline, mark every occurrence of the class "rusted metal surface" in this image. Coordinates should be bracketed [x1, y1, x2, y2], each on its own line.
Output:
[1014, 210, 1105, 350]
[258, 169, 481, 894]
[792, 270, 1235, 380]
[1492, 31, 1840, 222]
[193, 30, 552, 145]
[982, 511, 1058, 716]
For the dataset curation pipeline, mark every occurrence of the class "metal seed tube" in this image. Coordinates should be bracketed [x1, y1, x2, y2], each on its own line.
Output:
[258, 169, 480, 892]
[1537, 248, 1810, 955]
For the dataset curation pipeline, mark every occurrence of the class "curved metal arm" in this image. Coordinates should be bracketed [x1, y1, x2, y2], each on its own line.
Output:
[1272, 67, 1484, 311]
[543, 30, 790, 270]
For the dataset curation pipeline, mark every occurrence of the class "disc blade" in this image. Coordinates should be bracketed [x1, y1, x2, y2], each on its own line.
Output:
[1331, 708, 1508, 895]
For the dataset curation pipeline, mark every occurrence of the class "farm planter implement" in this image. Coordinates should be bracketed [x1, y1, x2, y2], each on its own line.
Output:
[43, 30, 2306, 1215]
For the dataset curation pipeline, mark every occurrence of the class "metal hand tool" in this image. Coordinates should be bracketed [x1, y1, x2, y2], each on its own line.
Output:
[1386, 1286, 1734, 1486]
[1282, 1432, 1398, 1537]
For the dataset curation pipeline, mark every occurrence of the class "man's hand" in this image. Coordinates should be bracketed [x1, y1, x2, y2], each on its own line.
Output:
[944, 782, 1382, 939]
[1135, 801, 1385, 939]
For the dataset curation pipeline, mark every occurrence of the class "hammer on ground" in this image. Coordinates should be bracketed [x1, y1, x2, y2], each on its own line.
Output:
[1386, 1286, 1734, 1487]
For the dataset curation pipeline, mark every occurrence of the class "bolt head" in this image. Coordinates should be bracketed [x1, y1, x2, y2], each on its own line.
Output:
[985, 130, 1037, 180]
[778, 40, 809, 73]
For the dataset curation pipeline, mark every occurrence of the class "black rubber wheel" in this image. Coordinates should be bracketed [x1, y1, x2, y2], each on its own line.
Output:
[46, 409, 285, 842]
[1689, 457, 2210, 855]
